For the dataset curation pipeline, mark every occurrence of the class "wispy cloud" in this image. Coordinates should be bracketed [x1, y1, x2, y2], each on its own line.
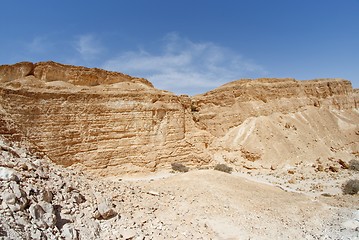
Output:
[26, 36, 53, 53]
[74, 34, 104, 61]
[102, 33, 266, 95]
[22, 32, 266, 95]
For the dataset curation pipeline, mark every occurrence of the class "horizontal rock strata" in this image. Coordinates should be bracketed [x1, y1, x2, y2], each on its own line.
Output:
[0, 62, 210, 174]
[192, 78, 357, 136]
[192, 78, 358, 167]
[0, 62, 358, 174]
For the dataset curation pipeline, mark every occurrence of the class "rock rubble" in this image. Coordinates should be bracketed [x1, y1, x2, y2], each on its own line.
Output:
[0, 137, 98, 239]
[0, 137, 218, 239]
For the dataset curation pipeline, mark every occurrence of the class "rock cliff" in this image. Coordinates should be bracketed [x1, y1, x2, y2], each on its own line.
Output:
[192, 78, 356, 136]
[193, 78, 359, 168]
[0, 62, 211, 175]
[0, 61, 358, 174]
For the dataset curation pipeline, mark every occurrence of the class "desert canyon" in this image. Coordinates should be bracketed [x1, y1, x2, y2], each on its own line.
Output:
[0, 61, 358, 239]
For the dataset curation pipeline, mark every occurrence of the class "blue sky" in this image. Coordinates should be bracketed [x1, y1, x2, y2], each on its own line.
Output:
[1, 0, 358, 95]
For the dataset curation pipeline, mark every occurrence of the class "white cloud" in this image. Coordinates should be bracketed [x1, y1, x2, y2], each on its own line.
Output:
[102, 33, 266, 95]
[75, 34, 104, 61]
[23, 33, 266, 95]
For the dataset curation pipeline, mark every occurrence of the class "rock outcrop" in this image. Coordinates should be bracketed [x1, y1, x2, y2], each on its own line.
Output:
[192, 78, 357, 136]
[192, 78, 359, 168]
[0, 61, 358, 174]
[0, 62, 210, 175]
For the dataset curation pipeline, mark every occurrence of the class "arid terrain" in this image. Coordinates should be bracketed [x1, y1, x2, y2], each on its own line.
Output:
[0, 61, 358, 239]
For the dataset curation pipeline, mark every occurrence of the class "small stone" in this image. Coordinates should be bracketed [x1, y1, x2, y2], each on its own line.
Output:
[287, 170, 295, 174]
[329, 166, 339, 172]
[61, 223, 79, 240]
[18, 162, 28, 170]
[32, 159, 41, 167]
[97, 202, 117, 220]
[42, 189, 53, 203]
[26, 162, 36, 171]
[243, 164, 257, 170]
[72, 192, 86, 204]
[321, 193, 333, 197]
[317, 165, 324, 172]
[14, 193, 29, 212]
[2, 190, 16, 205]
[338, 159, 349, 169]
[0, 167, 19, 181]
[0, 145, 20, 158]
[288, 178, 296, 184]
[93, 210, 102, 220]
[120, 229, 136, 240]
[29, 204, 46, 221]
[147, 191, 160, 196]
[10, 182, 23, 198]
[29, 202, 56, 228]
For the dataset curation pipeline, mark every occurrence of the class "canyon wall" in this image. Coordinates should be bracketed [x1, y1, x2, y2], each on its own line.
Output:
[0, 62, 211, 175]
[192, 78, 357, 136]
[0, 62, 358, 174]
[192, 78, 358, 168]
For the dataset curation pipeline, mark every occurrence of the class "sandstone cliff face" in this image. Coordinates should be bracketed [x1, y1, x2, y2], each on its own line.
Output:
[193, 78, 358, 168]
[0, 61, 153, 87]
[0, 62, 358, 174]
[0, 62, 210, 174]
[192, 78, 357, 137]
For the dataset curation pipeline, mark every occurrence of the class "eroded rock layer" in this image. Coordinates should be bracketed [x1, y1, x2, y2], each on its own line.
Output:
[193, 78, 358, 168]
[0, 62, 210, 174]
[0, 61, 358, 174]
[192, 78, 357, 136]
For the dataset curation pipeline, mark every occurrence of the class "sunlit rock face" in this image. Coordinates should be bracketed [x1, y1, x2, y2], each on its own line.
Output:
[193, 78, 358, 168]
[0, 62, 211, 174]
[0, 61, 358, 174]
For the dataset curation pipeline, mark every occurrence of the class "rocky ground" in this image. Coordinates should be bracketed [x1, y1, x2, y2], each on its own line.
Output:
[0, 136, 358, 239]
[0, 136, 216, 240]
